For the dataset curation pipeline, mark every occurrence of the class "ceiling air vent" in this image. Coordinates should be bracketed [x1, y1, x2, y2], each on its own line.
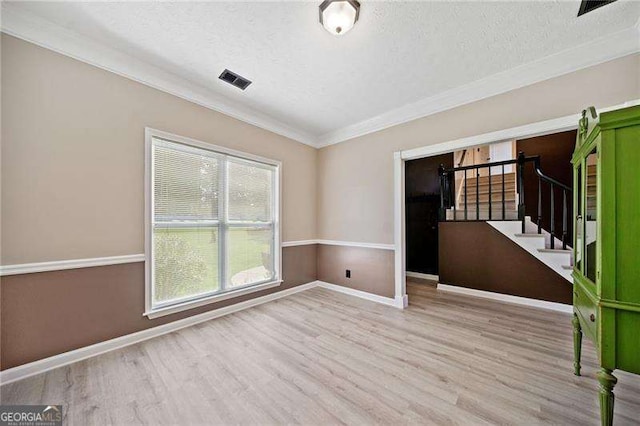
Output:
[218, 69, 252, 90]
[577, 0, 617, 16]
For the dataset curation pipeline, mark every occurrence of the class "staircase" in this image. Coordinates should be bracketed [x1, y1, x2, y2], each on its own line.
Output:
[487, 218, 572, 282]
[439, 152, 573, 283]
[446, 171, 518, 220]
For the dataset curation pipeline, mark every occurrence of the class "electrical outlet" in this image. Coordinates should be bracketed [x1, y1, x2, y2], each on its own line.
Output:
[346, 269, 351, 278]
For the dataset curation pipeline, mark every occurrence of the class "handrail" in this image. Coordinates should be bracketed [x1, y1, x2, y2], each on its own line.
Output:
[439, 151, 573, 250]
[443, 157, 520, 173]
[532, 156, 571, 192]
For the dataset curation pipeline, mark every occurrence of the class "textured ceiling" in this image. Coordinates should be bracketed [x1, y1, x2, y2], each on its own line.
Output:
[6, 1, 640, 143]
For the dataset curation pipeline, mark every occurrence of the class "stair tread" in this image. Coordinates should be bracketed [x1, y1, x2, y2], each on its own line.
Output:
[463, 202, 517, 206]
[514, 233, 545, 238]
[450, 207, 517, 211]
[464, 191, 517, 196]
[465, 172, 516, 177]
[538, 248, 571, 253]
[464, 178, 516, 185]
[463, 197, 517, 203]
[562, 265, 573, 270]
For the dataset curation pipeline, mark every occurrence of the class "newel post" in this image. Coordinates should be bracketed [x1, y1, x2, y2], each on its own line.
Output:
[517, 151, 526, 233]
[438, 164, 446, 221]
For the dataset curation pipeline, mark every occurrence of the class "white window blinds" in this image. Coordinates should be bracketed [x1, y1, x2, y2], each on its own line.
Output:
[148, 136, 279, 313]
[153, 142, 220, 221]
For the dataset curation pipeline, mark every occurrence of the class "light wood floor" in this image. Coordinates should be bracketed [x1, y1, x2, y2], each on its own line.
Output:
[3, 281, 640, 425]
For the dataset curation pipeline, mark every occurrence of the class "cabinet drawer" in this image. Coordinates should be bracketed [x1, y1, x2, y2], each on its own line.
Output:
[574, 283, 597, 341]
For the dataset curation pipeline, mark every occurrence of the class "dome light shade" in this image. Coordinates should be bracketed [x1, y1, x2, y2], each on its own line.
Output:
[319, 0, 360, 35]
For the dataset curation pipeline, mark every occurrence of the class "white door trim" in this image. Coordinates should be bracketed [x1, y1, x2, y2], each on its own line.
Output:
[393, 152, 408, 308]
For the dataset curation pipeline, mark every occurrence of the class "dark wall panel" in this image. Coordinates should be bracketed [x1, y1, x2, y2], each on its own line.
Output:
[317, 245, 394, 298]
[439, 222, 572, 304]
[405, 153, 454, 274]
[517, 130, 576, 243]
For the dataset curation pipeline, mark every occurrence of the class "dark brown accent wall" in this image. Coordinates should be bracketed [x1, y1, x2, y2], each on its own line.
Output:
[405, 153, 454, 275]
[0, 244, 317, 370]
[439, 222, 572, 304]
[317, 245, 394, 298]
[517, 130, 577, 243]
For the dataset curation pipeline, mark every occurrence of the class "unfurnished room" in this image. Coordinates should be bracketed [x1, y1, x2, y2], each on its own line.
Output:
[1, 1, 640, 425]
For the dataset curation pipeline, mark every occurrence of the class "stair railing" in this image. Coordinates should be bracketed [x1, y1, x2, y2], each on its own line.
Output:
[439, 157, 523, 222]
[529, 154, 572, 250]
[439, 152, 572, 250]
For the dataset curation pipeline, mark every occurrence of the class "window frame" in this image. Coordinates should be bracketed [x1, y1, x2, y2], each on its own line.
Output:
[144, 128, 282, 319]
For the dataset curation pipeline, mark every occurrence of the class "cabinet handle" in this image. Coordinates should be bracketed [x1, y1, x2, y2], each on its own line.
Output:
[590, 314, 595, 322]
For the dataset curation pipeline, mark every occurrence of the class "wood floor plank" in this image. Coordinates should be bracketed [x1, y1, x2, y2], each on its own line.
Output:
[2, 281, 640, 425]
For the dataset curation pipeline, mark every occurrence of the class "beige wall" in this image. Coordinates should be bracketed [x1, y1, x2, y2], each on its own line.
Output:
[1, 35, 317, 265]
[1, 31, 639, 369]
[3, 35, 638, 260]
[317, 53, 640, 244]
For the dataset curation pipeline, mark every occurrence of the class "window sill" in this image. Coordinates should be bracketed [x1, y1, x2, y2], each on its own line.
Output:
[144, 280, 282, 319]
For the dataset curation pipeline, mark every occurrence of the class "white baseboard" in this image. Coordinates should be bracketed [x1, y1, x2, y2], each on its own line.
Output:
[437, 284, 573, 313]
[0, 279, 408, 385]
[0, 281, 318, 386]
[316, 281, 405, 309]
[406, 271, 439, 281]
[5, 278, 569, 386]
[397, 294, 409, 308]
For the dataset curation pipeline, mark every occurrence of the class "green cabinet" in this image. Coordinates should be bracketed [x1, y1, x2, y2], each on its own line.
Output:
[571, 105, 640, 425]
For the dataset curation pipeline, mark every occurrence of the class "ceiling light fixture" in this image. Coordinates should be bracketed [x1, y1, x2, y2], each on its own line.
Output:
[319, 0, 360, 36]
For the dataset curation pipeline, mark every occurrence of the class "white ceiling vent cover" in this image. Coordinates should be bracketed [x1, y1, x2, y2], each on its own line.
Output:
[219, 69, 252, 90]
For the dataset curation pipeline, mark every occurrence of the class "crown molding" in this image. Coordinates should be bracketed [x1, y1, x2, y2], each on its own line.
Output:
[0, 4, 320, 148]
[316, 24, 640, 148]
[2, 4, 639, 150]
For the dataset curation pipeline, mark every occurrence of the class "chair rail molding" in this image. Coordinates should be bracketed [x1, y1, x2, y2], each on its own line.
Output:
[0, 240, 396, 276]
[316, 240, 395, 250]
[0, 254, 146, 276]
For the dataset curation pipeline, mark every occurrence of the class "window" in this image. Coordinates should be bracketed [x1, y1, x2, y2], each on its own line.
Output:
[145, 129, 280, 318]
